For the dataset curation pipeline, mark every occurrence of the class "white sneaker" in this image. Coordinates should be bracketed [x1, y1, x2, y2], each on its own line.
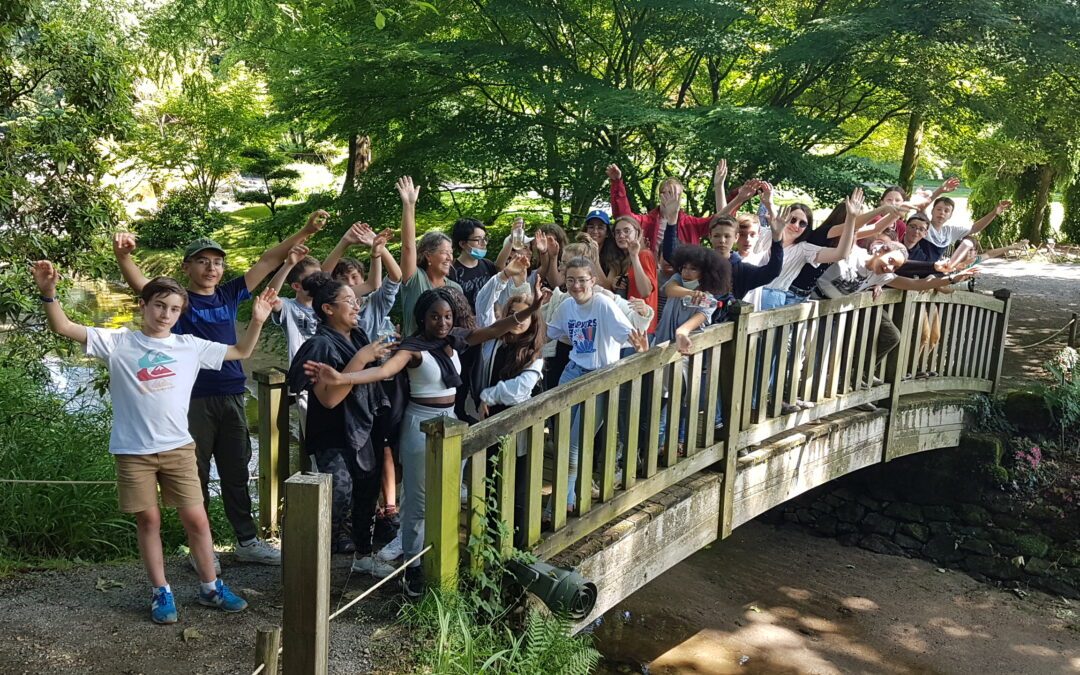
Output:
[188, 550, 221, 576]
[352, 554, 396, 578]
[234, 538, 282, 566]
[376, 532, 403, 562]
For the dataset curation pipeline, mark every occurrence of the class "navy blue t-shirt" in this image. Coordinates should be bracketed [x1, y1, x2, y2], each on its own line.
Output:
[172, 276, 251, 398]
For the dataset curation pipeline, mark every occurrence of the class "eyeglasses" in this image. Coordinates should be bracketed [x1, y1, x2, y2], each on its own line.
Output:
[333, 297, 361, 307]
[467, 237, 489, 244]
[566, 276, 592, 286]
[192, 257, 225, 269]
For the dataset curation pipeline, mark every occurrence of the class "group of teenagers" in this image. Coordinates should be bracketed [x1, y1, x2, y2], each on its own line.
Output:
[31, 161, 1020, 624]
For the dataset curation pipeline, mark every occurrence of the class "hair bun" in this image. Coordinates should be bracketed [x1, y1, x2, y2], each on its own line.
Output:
[301, 271, 334, 296]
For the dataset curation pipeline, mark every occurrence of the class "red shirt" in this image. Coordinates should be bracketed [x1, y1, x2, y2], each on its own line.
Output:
[627, 249, 659, 333]
[610, 178, 712, 255]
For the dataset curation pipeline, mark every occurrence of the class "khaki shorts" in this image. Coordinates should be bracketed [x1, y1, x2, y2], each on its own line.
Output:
[114, 443, 203, 513]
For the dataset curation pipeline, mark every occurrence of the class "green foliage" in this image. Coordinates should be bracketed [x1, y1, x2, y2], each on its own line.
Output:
[136, 185, 226, 249]
[966, 394, 1017, 435]
[1041, 347, 1080, 430]
[1062, 175, 1080, 244]
[0, 366, 227, 566]
[234, 148, 301, 215]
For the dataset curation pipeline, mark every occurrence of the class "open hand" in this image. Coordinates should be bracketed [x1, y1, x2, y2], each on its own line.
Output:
[286, 244, 310, 266]
[31, 260, 59, 295]
[845, 187, 865, 218]
[714, 159, 728, 184]
[606, 164, 622, 182]
[396, 176, 420, 205]
[533, 231, 548, 255]
[304, 210, 329, 234]
[360, 339, 394, 364]
[344, 222, 376, 247]
[113, 232, 137, 258]
[675, 331, 693, 355]
[303, 360, 346, 386]
[770, 204, 790, 240]
[477, 402, 490, 420]
[505, 251, 530, 278]
[628, 329, 649, 353]
[250, 287, 278, 323]
[940, 177, 960, 193]
[995, 200, 1012, 216]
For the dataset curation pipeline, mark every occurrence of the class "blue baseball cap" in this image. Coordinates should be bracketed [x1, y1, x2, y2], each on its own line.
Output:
[585, 210, 611, 226]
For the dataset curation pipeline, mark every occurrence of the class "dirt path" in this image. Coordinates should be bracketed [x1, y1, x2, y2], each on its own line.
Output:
[593, 522, 1080, 675]
[976, 258, 1080, 389]
[0, 552, 411, 674]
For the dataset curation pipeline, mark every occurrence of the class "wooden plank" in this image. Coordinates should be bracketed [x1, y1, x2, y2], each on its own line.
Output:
[461, 323, 734, 455]
[967, 307, 984, 380]
[826, 312, 847, 400]
[897, 377, 994, 395]
[282, 472, 331, 675]
[496, 437, 515, 557]
[624, 376, 642, 490]
[551, 410, 570, 531]
[814, 314, 835, 403]
[840, 308, 859, 395]
[945, 301, 963, 377]
[910, 289, 1006, 311]
[988, 290, 1011, 393]
[800, 313, 821, 403]
[741, 328, 759, 430]
[467, 448, 487, 573]
[600, 386, 619, 502]
[881, 292, 917, 462]
[664, 361, 683, 467]
[866, 305, 882, 385]
[746, 289, 901, 332]
[255, 368, 289, 538]
[532, 442, 726, 559]
[770, 324, 789, 417]
[704, 345, 722, 449]
[577, 397, 596, 516]
[421, 417, 468, 588]
[976, 306, 992, 380]
[933, 303, 952, 377]
[754, 328, 776, 424]
[853, 307, 870, 391]
[685, 351, 703, 453]
[719, 303, 751, 537]
[523, 423, 544, 547]
[956, 305, 971, 378]
[254, 626, 281, 674]
[789, 318, 808, 404]
[645, 368, 663, 477]
[735, 384, 890, 448]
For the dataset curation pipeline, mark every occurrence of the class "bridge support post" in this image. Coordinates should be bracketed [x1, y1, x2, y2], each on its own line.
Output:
[282, 472, 331, 675]
[718, 303, 751, 538]
[255, 368, 290, 537]
[423, 416, 469, 591]
[881, 291, 917, 462]
[988, 289, 1013, 393]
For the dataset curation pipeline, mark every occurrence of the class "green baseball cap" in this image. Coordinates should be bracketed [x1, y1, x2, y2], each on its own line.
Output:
[183, 237, 227, 261]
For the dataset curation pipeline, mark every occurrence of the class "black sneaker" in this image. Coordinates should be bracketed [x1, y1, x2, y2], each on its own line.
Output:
[401, 565, 424, 599]
[332, 535, 356, 554]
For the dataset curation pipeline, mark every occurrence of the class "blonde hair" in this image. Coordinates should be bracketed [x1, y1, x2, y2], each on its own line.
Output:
[659, 177, 684, 194]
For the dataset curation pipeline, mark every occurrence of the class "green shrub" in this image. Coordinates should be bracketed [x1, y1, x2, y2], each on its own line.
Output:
[136, 186, 226, 249]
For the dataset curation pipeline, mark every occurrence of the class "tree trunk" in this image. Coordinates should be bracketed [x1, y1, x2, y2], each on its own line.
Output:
[543, 123, 563, 225]
[898, 108, 924, 196]
[1027, 163, 1055, 246]
[341, 134, 371, 195]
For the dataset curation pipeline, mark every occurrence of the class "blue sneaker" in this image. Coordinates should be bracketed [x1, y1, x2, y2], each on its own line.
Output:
[197, 579, 248, 613]
[151, 586, 178, 624]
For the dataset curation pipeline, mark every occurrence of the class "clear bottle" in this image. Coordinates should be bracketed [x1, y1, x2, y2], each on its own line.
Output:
[682, 293, 718, 310]
[510, 218, 526, 250]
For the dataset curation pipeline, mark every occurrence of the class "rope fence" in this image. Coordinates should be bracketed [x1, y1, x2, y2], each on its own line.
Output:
[1014, 315, 1077, 349]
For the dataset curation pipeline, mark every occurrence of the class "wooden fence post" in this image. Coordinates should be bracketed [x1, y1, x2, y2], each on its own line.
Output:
[254, 626, 280, 673]
[718, 303, 751, 538]
[1069, 311, 1078, 349]
[282, 473, 331, 675]
[255, 368, 290, 538]
[988, 289, 1013, 393]
[881, 291, 917, 462]
[422, 416, 469, 591]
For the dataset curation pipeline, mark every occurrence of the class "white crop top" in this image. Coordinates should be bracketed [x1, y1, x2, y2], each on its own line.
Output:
[407, 350, 461, 398]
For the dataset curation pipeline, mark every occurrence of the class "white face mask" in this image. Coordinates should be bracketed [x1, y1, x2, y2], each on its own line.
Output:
[682, 279, 700, 290]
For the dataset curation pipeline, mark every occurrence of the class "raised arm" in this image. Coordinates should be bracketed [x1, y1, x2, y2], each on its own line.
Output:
[113, 233, 151, 294]
[607, 164, 636, 217]
[245, 210, 327, 292]
[397, 176, 421, 283]
[224, 287, 276, 360]
[969, 200, 1012, 236]
[465, 278, 544, 346]
[534, 231, 563, 287]
[266, 245, 309, 297]
[627, 241, 654, 298]
[815, 189, 863, 265]
[32, 261, 87, 345]
[373, 229, 402, 283]
[322, 222, 372, 275]
[713, 160, 728, 213]
[495, 218, 524, 271]
[720, 179, 759, 216]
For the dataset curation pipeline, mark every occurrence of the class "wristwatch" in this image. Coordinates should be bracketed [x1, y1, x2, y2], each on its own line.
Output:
[40, 295, 58, 303]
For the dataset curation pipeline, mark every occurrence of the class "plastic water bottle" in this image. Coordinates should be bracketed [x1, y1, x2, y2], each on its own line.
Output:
[682, 294, 718, 310]
[510, 218, 526, 250]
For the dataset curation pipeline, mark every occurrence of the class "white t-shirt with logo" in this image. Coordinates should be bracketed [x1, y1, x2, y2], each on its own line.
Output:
[546, 294, 633, 371]
[923, 222, 970, 251]
[85, 327, 228, 455]
[815, 248, 896, 299]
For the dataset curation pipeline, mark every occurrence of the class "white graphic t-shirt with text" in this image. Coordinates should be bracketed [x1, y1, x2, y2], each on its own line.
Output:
[547, 294, 633, 371]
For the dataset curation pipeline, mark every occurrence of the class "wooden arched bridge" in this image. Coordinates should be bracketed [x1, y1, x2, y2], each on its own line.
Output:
[253, 287, 1010, 668]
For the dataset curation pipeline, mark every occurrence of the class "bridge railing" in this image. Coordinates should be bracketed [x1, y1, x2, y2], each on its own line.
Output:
[420, 288, 1012, 588]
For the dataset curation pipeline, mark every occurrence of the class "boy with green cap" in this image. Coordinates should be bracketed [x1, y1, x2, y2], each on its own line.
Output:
[113, 210, 329, 567]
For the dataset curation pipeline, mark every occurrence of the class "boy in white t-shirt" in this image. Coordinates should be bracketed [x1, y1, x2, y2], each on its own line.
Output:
[546, 257, 648, 513]
[32, 261, 276, 625]
[924, 196, 1012, 258]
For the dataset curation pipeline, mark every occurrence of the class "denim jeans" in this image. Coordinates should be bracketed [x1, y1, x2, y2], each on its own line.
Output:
[752, 289, 807, 411]
[560, 361, 604, 511]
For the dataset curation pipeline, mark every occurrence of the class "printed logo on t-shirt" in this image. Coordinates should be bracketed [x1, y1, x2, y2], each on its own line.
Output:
[832, 271, 871, 296]
[136, 349, 176, 389]
[568, 318, 598, 355]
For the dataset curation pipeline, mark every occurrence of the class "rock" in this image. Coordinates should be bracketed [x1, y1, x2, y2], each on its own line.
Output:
[955, 526, 983, 537]
[832, 487, 857, 502]
[866, 481, 898, 503]
[988, 528, 1020, 548]
[860, 534, 905, 557]
[957, 504, 992, 527]
[894, 533, 924, 551]
[959, 537, 994, 556]
[815, 513, 839, 537]
[783, 511, 799, 524]
[837, 521, 858, 535]
[963, 555, 1022, 581]
[811, 500, 833, 515]
[992, 513, 1024, 530]
[928, 521, 953, 536]
[838, 532, 861, 547]
[856, 495, 881, 511]
[884, 502, 923, 522]
[836, 502, 866, 524]
[923, 505, 955, 521]
[1033, 574, 1080, 600]
[1014, 533, 1052, 559]
[1024, 557, 1053, 576]
[981, 493, 1018, 515]
[899, 522, 930, 542]
[1055, 549, 1080, 569]
[924, 535, 963, 563]
[796, 508, 818, 525]
[861, 513, 898, 536]
[823, 494, 843, 508]
[1003, 390, 1054, 433]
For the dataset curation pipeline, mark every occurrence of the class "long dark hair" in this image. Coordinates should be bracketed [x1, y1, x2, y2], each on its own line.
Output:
[495, 294, 544, 381]
[302, 272, 346, 322]
[812, 200, 848, 245]
[670, 245, 732, 296]
[788, 202, 815, 244]
[412, 287, 476, 336]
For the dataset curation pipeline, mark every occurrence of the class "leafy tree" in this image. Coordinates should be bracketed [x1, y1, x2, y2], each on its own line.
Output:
[136, 185, 226, 249]
[234, 148, 300, 215]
